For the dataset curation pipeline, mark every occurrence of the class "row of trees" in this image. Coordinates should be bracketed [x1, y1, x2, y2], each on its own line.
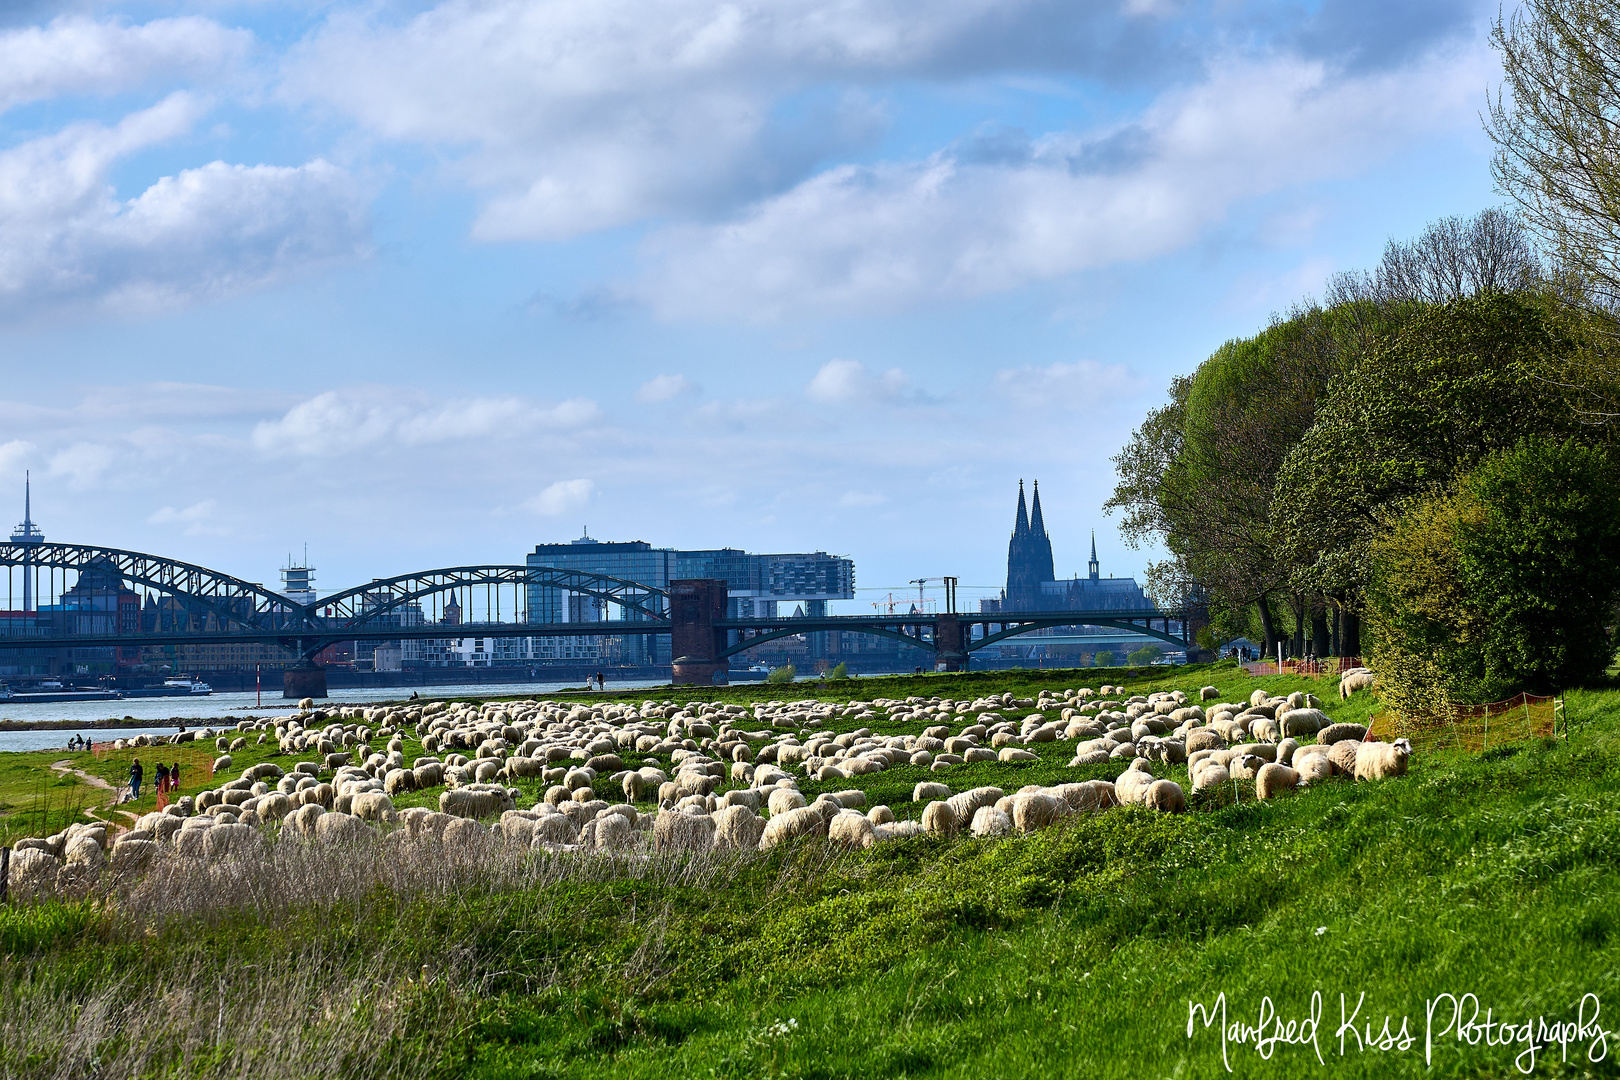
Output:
[1107, 0, 1620, 713]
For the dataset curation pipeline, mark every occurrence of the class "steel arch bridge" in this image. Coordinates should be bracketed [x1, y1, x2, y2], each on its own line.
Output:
[0, 544, 1188, 674]
[0, 543, 670, 660]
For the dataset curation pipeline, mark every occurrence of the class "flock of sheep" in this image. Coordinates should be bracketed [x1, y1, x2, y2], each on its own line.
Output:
[4, 674, 1405, 900]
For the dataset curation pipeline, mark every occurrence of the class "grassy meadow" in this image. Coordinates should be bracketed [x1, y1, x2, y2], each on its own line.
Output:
[2, 662, 1618, 1079]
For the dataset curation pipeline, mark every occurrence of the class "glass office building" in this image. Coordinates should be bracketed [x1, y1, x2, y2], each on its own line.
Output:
[524, 533, 855, 665]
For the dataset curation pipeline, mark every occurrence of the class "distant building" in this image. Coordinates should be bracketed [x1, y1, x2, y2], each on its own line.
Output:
[983, 480, 1153, 614]
[524, 532, 855, 665]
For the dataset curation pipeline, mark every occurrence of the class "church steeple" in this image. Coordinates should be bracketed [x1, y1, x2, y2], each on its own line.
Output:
[1088, 530, 1100, 581]
[1014, 479, 1029, 537]
[1006, 478, 1056, 609]
[1030, 480, 1047, 539]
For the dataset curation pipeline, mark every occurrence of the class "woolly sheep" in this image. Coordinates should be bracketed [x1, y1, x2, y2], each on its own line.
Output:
[1276, 738, 1300, 766]
[1228, 754, 1266, 782]
[867, 805, 895, 825]
[653, 811, 716, 853]
[828, 810, 877, 848]
[1293, 753, 1333, 785]
[1254, 763, 1299, 800]
[713, 804, 767, 850]
[1354, 738, 1412, 781]
[921, 800, 959, 836]
[1186, 728, 1225, 754]
[594, 813, 636, 851]
[314, 812, 370, 845]
[1317, 723, 1369, 746]
[1340, 670, 1375, 698]
[1327, 740, 1360, 775]
[1143, 779, 1185, 813]
[759, 805, 828, 849]
[945, 787, 1004, 822]
[1010, 791, 1065, 833]
[8, 849, 59, 900]
[1280, 709, 1328, 738]
[767, 788, 808, 816]
[1199, 686, 1219, 701]
[1191, 763, 1229, 792]
[970, 806, 1013, 837]
[1114, 760, 1155, 805]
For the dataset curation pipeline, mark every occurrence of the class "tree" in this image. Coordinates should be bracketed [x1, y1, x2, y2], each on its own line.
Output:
[1128, 644, 1164, 667]
[1092, 651, 1115, 668]
[765, 664, 796, 684]
[1489, 0, 1620, 309]
[1273, 291, 1597, 645]
[1367, 438, 1620, 714]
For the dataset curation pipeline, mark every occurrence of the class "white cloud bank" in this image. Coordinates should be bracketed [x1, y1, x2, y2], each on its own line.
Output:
[0, 94, 370, 319]
[630, 48, 1492, 319]
[525, 478, 595, 517]
[251, 388, 604, 457]
[635, 374, 699, 403]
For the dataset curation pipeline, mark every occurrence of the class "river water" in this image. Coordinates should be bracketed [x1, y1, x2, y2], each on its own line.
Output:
[0, 678, 672, 753]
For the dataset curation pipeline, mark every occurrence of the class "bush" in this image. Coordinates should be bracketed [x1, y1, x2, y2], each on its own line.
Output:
[1127, 645, 1164, 667]
[1368, 437, 1620, 714]
[1092, 651, 1115, 668]
[827, 663, 849, 680]
[766, 665, 797, 684]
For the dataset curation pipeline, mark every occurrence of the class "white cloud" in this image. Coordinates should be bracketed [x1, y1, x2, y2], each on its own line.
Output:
[0, 94, 370, 320]
[146, 498, 227, 537]
[635, 374, 699, 403]
[632, 47, 1491, 319]
[805, 359, 913, 405]
[0, 440, 36, 482]
[47, 442, 116, 488]
[992, 361, 1149, 408]
[839, 490, 888, 507]
[251, 388, 603, 457]
[525, 478, 595, 517]
[282, 0, 1150, 242]
[0, 16, 251, 113]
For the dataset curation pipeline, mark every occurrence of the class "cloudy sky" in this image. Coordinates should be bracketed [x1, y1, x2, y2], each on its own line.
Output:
[0, 0, 1501, 608]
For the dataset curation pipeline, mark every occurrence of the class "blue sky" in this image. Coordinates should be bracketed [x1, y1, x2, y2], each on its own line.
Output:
[0, 0, 1502, 609]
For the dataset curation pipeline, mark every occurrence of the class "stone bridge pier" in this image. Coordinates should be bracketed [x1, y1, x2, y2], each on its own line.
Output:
[669, 578, 730, 686]
[934, 614, 966, 671]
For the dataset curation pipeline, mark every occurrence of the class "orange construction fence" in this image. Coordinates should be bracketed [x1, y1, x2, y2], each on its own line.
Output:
[1369, 692, 1563, 755]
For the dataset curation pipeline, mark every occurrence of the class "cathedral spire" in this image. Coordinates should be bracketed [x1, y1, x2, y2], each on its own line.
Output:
[1030, 480, 1047, 538]
[1089, 530, 1100, 581]
[1014, 479, 1029, 537]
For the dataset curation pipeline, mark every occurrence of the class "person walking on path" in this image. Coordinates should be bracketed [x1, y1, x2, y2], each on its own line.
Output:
[129, 758, 144, 801]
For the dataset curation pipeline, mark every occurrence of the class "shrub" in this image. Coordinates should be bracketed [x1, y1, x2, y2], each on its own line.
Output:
[827, 663, 849, 680]
[766, 665, 797, 684]
[1368, 437, 1620, 715]
[1127, 645, 1164, 667]
[1092, 651, 1115, 668]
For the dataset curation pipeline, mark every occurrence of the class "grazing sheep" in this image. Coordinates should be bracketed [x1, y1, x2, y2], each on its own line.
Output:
[867, 805, 895, 825]
[970, 806, 1013, 837]
[1191, 762, 1229, 792]
[8, 849, 59, 900]
[1276, 738, 1300, 766]
[1317, 723, 1369, 745]
[828, 811, 877, 848]
[1354, 738, 1412, 782]
[654, 811, 716, 853]
[713, 804, 767, 850]
[1293, 753, 1333, 785]
[1327, 740, 1360, 775]
[767, 788, 808, 816]
[1143, 779, 1185, 814]
[287, 803, 326, 836]
[1010, 792, 1065, 833]
[1199, 686, 1219, 701]
[1340, 670, 1375, 698]
[1254, 763, 1299, 800]
[1114, 760, 1155, 805]
[945, 787, 1003, 823]
[1228, 754, 1266, 782]
[532, 814, 578, 845]
[1186, 728, 1226, 754]
[921, 800, 959, 836]
[913, 781, 951, 802]
[759, 806, 829, 849]
[314, 812, 370, 845]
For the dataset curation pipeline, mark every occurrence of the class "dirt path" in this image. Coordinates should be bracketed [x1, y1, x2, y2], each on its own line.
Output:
[48, 760, 138, 827]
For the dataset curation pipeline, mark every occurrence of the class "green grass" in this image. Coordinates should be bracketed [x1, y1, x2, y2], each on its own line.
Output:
[3, 664, 1618, 1078]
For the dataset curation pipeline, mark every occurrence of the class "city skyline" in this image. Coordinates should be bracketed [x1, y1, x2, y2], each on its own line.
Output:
[0, 1, 1501, 600]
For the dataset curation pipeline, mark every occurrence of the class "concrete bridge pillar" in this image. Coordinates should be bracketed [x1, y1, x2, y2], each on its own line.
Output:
[283, 662, 328, 699]
[669, 578, 729, 685]
[934, 614, 967, 672]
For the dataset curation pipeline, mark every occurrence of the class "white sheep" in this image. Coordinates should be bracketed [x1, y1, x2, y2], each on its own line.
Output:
[1143, 779, 1185, 813]
[1254, 763, 1299, 800]
[970, 805, 1013, 837]
[1353, 738, 1412, 781]
[921, 800, 959, 836]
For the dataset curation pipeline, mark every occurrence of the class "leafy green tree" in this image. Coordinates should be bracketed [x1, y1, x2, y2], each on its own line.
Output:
[1274, 291, 1599, 645]
[1092, 651, 1115, 668]
[765, 665, 796, 684]
[827, 662, 850, 680]
[1368, 438, 1620, 713]
[1127, 645, 1164, 667]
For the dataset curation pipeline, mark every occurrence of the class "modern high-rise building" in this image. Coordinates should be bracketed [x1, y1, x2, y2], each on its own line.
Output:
[524, 533, 855, 665]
